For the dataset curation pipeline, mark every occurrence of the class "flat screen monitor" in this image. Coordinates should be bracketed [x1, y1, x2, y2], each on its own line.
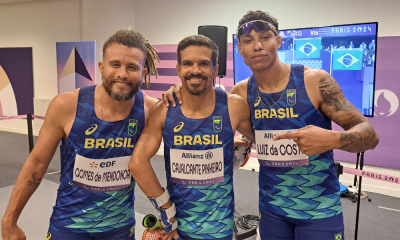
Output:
[233, 22, 378, 117]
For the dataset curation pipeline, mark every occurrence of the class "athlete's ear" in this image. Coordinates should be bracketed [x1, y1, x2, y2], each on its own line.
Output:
[213, 64, 219, 79]
[276, 35, 282, 49]
[176, 64, 181, 77]
[98, 61, 104, 78]
[237, 42, 243, 56]
[141, 67, 147, 83]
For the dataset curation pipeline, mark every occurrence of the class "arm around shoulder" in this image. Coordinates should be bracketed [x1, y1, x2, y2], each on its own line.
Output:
[228, 94, 255, 143]
[229, 79, 248, 100]
[143, 94, 160, 125]
[129, 101, 168, 198]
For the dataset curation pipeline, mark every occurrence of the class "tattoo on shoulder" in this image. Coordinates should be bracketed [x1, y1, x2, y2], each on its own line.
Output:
[318, 74, 365, 129]
[27, 172, 42, 187]
[319, 74, 378, 152]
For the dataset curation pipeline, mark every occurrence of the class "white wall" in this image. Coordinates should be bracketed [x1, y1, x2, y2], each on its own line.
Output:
[135, 0, 400, 45]
[82, 0, 136, 84]
[0, 0, 135, 134]
[0, 0, 81, 134]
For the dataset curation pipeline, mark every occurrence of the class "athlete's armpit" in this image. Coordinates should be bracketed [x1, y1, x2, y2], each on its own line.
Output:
[318, 74, 379, 152]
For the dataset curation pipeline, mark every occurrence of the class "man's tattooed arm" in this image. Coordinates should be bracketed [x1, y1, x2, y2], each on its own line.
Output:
[319, 74, 379, 153]
[27, 172, 42, 187]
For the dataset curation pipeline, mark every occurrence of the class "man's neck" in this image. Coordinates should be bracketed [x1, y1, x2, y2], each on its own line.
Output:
[180, 87, 215, 119]
[96, 84, 134, 122]
[252, 60, 289, 93]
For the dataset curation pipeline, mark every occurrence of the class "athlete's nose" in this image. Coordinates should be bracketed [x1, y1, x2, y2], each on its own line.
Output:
[116, 66, 128, 80]
[253, 40, 263, 52]
[191, 63, 202, 75]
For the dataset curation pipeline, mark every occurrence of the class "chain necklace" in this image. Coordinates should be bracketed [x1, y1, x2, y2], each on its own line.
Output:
[256, 64, 290, 108]
[99, 85, 134, 122]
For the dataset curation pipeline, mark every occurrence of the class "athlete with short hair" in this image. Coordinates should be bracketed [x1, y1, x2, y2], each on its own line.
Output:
[162, 10, 379, 240]
[129, 35, 255, 240]
[1, 29, 159, 240]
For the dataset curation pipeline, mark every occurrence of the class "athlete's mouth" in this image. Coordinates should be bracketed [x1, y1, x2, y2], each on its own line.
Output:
[252, 54, 267, 59]
[113, 80, 132, 87]
[184, 74, 207, 83]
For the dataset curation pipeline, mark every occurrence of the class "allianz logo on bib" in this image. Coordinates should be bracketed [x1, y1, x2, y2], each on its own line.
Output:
[181, 151, 214, 159]
[264, 133, 278, 139]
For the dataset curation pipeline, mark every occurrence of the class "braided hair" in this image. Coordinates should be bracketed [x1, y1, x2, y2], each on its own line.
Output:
[143, 37, 160, 88]
[103, 28, 160, 88]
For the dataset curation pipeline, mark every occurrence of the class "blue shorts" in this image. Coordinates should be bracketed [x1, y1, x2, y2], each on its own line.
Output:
[47, 223, 136, 240]
[258, 210, 344, 240]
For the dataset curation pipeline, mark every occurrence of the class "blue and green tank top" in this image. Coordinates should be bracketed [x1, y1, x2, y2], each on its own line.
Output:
[49, 85, 144, 233]
[247, 64, 342, 219]
[163, 88, 234, 239]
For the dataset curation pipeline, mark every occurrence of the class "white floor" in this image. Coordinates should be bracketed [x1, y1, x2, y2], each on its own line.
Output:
[0, 179, 145, 240]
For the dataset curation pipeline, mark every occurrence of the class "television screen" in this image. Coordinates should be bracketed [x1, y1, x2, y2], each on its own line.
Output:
[233, 22, 378, 117]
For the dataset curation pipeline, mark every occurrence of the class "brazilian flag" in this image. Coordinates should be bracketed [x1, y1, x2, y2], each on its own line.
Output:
[333, 50, 363, 70]
[295, 38, 321, 59]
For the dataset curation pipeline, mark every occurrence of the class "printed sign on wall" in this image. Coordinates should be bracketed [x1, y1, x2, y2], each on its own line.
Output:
[56, 41, 96, 94]
[0, 48, 33, 116]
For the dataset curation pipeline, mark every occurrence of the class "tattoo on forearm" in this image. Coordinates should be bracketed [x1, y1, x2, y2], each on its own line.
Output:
[339, 123, 376, 152]
[27, 172, 42, 187]
[319, 74, 378, 152]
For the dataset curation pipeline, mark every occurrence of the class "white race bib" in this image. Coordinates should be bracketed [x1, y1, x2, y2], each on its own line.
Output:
[170, 147, 224, 186]
[72, 154, 131, 192]
[255, 129, 309, 167]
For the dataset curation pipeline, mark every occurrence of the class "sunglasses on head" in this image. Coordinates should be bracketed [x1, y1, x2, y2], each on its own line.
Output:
[236, 20, 278, 39]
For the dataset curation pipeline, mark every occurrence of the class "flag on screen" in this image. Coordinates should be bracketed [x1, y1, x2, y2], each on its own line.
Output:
[333, 50, 363, 70]
[295, 38, 321, 59]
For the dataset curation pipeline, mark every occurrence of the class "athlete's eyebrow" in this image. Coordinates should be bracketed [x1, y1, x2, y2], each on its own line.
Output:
[181, 60, 192, 65]
[108, 60, 121, 65]
[200, 59, 211, 64]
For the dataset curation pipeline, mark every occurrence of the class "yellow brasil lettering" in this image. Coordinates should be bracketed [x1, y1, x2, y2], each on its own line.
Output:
[84, 138, 135, 149]
[255, 108, 299, 119]
[174, 135, 222, 145]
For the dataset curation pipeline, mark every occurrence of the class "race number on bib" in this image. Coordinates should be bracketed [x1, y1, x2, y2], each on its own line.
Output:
[170, 147, 224, 186]
[255, 129, 309, 167]
[73, 154, 131, 192]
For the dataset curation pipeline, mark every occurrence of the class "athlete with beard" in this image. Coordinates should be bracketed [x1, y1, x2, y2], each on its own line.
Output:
[1, 29, 159, 240]
[129, 35, 255, 240]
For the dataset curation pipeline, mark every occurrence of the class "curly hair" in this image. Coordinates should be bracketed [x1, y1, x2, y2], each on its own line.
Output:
[237, 10, 279, 37]
[103, 28, 160, 88]
[177, 35, 219, 67]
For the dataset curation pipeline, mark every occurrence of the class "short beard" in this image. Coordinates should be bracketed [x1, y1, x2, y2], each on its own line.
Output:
[184, 74, 208, 96]
[103, 78, 140, 102]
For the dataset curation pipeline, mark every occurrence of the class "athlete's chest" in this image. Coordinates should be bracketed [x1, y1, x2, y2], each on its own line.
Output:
[166, 116, 226, 147]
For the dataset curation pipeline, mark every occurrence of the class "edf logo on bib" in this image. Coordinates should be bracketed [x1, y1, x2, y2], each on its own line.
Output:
[90, 161, 116, 168]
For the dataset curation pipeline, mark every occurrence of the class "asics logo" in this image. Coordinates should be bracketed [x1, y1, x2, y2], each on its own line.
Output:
[85, 124, 98, 135]
[174, 122, 184, 132]
[254, 97, 261, 107]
